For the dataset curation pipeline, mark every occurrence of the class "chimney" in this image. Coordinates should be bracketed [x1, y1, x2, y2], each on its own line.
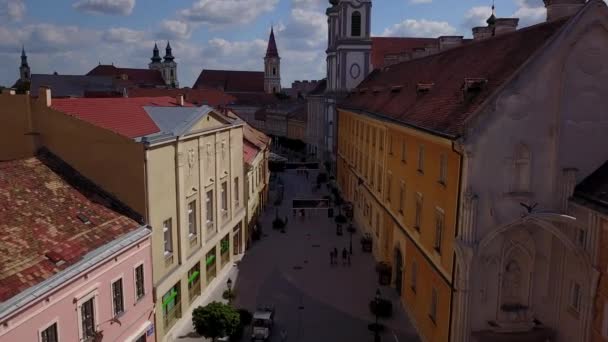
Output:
[494, 18, 519, 34]
[544, 0, 585, 21]
[176, 94, 184, 106]
[39, 86, 51, 107]
[438, 36, 464, 51]
[472, 26, 493, 40]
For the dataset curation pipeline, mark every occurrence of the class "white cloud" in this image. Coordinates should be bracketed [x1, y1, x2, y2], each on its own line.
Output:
[463, 6, 492, 29]
[410, 0, 432, 4]
[380, 19, 457, 37]
[158, 20, 193, 40]
[180, 0, 279, 26]
[512, 0, 546, 27]
[0, 0, 26, 21]
[73, 0, 135, 16]
[103, 27, 145, 44]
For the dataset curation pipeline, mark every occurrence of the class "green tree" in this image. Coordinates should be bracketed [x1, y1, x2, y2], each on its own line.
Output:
[192, 302, 240, 341]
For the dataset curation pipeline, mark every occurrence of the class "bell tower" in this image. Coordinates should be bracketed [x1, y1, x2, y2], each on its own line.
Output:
[19, 46, 31, 83]
[264, 27, 281, 94]
[326, 0, 372, 92]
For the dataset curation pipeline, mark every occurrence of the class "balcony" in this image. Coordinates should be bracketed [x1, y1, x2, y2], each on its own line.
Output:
[163, 301, 182, 331]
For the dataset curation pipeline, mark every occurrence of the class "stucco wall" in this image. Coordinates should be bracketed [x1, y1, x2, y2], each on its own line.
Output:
[0, 92, 36, 160]
[459, 6, 608, 340]
[0, 235, 154, 342]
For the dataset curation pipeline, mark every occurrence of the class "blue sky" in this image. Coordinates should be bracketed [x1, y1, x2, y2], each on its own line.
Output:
[0, 0, 548, 88]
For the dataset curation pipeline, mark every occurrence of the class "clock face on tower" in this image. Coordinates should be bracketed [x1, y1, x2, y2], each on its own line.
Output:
[350, 63, 361, 79]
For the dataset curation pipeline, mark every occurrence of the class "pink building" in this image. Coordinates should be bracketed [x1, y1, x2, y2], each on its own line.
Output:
[0, 150, 155, 342]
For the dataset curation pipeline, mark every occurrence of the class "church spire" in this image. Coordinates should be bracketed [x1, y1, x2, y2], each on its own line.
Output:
[151, 43, 162, 63]
[164, 41, 174, 62]
[19, 46, 30, 82]
[265, 26, 279, 58]
[486, 1, 497, 26]
[21, 45, 28, 67]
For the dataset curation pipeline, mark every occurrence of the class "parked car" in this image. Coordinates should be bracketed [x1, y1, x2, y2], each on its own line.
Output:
[251, 306, 275, 341]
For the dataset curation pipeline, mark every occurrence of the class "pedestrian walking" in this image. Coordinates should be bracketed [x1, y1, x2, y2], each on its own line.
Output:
[342, 248, 348, 265]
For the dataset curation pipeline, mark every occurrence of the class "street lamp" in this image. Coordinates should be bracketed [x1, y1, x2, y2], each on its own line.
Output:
[374, 289, 381, 342]
[226, 278, 233, 305]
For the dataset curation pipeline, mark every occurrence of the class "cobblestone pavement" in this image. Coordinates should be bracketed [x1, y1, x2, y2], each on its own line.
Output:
[174, 170, 420, 342]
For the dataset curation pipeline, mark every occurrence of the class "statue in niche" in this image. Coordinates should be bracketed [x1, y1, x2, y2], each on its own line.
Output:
[187, 148, 195, 175]
[501, 259, 528, 313]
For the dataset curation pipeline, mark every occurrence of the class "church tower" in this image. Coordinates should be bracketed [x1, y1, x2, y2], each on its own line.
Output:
[326, 0, 372, 92]
[149, 42, 178, 88]
[19, 46, 31, 83]
[264, 27, 281, 94]
[162, 42, 178, 88]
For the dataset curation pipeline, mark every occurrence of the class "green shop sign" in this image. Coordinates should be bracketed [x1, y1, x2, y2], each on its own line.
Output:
[188, 270, 200, 284]
[206, 254, 216, 266]
[162, 288, 178, 308]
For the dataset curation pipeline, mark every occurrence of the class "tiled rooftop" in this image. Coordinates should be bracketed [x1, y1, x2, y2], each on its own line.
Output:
[0, 151, 141, 302]
[128, 87, 237, 107]
[342, 18, 569, 137]
[51, 96, 193, 138]
[193, 69, 265, 93]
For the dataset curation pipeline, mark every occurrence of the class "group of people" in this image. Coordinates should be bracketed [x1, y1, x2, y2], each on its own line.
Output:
[330, 247, 351, 265]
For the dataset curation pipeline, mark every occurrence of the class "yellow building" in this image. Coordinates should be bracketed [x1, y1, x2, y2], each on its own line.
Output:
[337, 110, 460, 342]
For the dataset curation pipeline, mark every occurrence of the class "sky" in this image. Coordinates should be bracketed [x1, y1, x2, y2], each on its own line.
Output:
[0, 0, 552, 88]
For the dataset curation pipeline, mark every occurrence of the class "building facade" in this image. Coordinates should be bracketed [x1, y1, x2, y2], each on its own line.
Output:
[336, 112, 460, 342]
[0, 151, 154, 342]
[337, 1, 608, 341]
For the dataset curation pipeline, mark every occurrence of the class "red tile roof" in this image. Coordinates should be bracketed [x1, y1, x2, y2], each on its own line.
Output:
[51, 97, 193, 138]
[371, 37, 438, 69]
[87, 65, 166, 87]
[343, 19, 569, 137]
[0, 152, 141, 302]
[193, 69, 265, 93]
[128, 87, 237, 107]
[244, 123, 271, 150]
[243, 140, 260, 165]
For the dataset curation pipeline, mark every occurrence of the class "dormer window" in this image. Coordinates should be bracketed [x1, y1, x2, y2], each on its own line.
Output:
[351, 11, 361, 37]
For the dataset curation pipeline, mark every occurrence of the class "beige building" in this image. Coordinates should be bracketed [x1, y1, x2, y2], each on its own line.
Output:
[0, 89, 247, 341]
[242, 123, 271, 246]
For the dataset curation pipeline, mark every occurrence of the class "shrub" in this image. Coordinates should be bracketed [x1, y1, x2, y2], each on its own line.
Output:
[192, 302, 240, 341]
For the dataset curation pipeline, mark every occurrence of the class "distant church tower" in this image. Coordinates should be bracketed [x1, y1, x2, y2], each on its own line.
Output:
[148, 42, 178, 88]
[264, 27, 281, 94]
[19, 46, 31, 83]
[326, 0, 372, 92]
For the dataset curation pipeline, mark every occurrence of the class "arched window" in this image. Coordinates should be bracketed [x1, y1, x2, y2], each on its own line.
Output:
[512, 143, 531, 192]
[273, 67, 276, 76]
[351, 11, 362, 37]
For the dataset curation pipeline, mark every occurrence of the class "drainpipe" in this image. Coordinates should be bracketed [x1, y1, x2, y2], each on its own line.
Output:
[449, 140, 465, 342]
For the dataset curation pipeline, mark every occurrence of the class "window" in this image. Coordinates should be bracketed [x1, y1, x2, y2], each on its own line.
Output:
[273, 67, 276, 76]
[188, 201, 197, 238]
[417, 145, 425, 172]
[439, 154, 447, 184]
[135, 264, 145, 300]
[162, 283, 181, 330]
[430, 288, 438, 323]
[577, 229, 586, 249]
[81, 297, 96, 340]
[188, 263, 201, 302]
[135, 335, 146, 342]
[401, 140, 407, 162]
[41, 323, 58, 342]
[163, 219, 173, 256]
[411, 261, 417, 292]
[570, 282, 581, 312]
[221, 182, 228, 217]
[386, 173, 392, 202]
[435, 209, 444, 253]
[234, 178, 240, 208]
[415, 193, 423, 230]
[206, 248, 217, 284]
[206, 190, 214, 226]
[398, 181, 405, 215]
[351, 11, 362, 37]
[112, 278, 124, 317]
